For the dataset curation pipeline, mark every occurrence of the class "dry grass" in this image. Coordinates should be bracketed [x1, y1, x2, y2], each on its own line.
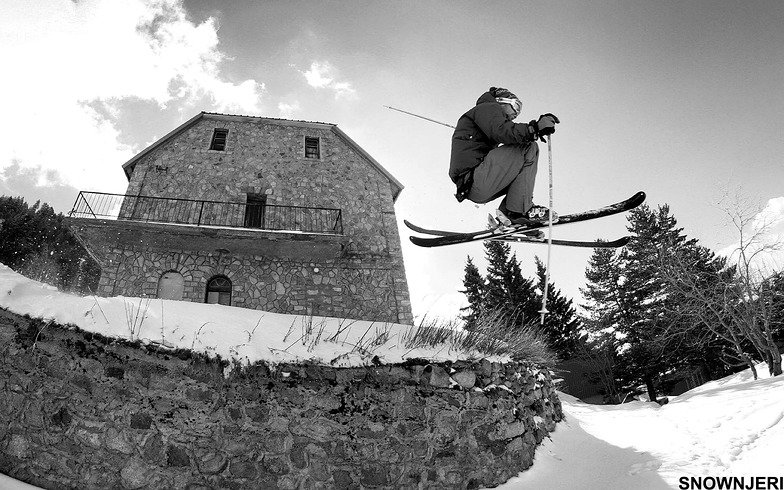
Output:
[123, 297, 153, 341]
[272, 309, 556, 366]
[402, 310, 557, 366]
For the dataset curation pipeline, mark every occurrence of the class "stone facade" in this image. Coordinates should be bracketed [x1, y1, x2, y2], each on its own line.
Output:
[0, 309, 563, 490]
[70, 113, 412, 324]
[92, 244, 408, 320]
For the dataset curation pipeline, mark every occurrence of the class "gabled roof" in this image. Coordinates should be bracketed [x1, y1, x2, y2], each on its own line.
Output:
[121, 112, 404, 201]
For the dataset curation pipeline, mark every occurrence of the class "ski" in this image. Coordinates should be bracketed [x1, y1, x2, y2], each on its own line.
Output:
[407, 191, 645, 248]
[405, 217, 543, 238]
[494, 235, 632, 248]
[405, 217, 628, 247]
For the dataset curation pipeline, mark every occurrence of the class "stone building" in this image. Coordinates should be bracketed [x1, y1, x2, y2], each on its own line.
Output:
[68, 112, 413, 324]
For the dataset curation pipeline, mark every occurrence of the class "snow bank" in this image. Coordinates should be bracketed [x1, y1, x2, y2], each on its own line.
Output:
[0, 263, 506, 367]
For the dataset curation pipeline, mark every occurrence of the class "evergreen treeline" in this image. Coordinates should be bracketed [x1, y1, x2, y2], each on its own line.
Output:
[461, 202, 784, 404]
[0, 195, 99, 293]
[582, 203, 784, 402]
[460, 240, 581, 361]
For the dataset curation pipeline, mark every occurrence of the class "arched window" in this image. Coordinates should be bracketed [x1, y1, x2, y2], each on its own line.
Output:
[205, 276, 232, 306]
[157, 271, 184, 300]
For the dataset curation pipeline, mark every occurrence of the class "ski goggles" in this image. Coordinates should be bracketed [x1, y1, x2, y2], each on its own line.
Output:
[496, 97, 522, 118]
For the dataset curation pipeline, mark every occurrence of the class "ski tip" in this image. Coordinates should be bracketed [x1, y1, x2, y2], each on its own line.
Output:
[410, 235, 453, 247]
[409, 236, 430, 247]
[632, 191, 647, 205]
[596, 236, 633, 248]
[404, 219, 430, 234]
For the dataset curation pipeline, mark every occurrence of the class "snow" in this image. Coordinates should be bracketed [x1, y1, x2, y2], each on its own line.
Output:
[0, 263, 509, 368]
[2, 264, 783, 489]
[501, 370, 784, 489]
[0, 475, 41, 490]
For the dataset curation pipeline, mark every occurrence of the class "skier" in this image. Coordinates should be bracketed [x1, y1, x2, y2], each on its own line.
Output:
[449, 87, 560, 225]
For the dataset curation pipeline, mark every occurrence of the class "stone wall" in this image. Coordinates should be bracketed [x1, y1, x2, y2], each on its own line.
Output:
[0, 310, 563, 490]
[97, 245, 409, 322]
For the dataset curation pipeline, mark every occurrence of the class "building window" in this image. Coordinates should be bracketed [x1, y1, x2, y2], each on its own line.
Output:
[205, 276, 232, 306]
[244, 194, 267, 228]
[304, 136, 320, 159]
[209, 129, 229, 151]
[157, 271, 184, 300]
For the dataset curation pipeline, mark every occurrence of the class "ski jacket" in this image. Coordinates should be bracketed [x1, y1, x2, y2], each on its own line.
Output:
[448, 91, 535, 182]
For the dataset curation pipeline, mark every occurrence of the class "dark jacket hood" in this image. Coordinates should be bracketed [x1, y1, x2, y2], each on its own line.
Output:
[475, 91, 497, 106]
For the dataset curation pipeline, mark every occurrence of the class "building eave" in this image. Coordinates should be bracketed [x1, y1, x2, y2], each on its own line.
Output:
[330, 126, 405, 203]
[121, 112, 205, 181]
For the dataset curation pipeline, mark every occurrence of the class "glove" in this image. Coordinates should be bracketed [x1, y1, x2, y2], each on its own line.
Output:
[529, 113, 560, 142]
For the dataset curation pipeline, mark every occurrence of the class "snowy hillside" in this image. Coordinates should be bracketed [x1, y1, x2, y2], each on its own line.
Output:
[1, 264, 783, 489]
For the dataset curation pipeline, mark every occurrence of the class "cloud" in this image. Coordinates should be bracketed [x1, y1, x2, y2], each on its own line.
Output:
[332, 82, 357, 100]
[751, 197, 784, 233]
[303, 61, 335, 88]
[301, 61, 357, 99]
[278, 101, 301, 119]
[718, 196, 784, 274]
[0, 162, 80, 214]
[0, 0, 264, 196]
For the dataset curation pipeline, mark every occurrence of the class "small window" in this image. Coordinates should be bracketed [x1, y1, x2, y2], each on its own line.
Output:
[209, 129, 229, 151]
[304, 137, 320, 159]
[205, 276, 232, 306]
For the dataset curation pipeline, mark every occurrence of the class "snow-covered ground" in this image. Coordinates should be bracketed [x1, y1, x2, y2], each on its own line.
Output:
[503, 368, 784, 489]
[0, 264, 510, 368]
[1, 264, 783, 489]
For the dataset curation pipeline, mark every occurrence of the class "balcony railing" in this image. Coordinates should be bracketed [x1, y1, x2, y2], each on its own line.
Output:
[68, 192, 343, 235]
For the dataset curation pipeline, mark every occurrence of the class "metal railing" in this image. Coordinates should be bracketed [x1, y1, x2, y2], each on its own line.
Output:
[68, 191, 343, 235]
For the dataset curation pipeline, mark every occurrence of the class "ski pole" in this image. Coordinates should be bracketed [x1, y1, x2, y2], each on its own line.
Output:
[383, 106, 455, 129]
[540, 136, 554, 325]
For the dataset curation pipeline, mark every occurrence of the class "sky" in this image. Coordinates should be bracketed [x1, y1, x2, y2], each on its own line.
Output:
[2, 0, 784, 320]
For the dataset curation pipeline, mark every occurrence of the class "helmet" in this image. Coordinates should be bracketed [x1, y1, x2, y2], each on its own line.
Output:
[489, 87, 522, 118]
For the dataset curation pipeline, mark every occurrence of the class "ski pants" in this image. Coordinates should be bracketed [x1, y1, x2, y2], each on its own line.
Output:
[467, 142, 539, 214]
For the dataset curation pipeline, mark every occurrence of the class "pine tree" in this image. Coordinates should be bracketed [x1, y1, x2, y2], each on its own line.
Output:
[769, 271, 784, 344]
[580, 246, 628, 402]
[0, 196, 35, 267]
[618, 204, 692, 401]
[460, 241, 541, 331]
[580, 203, 731, 401]
[460, 256, 486, 329]
[483, 241, 512, 312]
[534, 256, 581, 359]
[483, 241, 539, 326]
[581, 246, 629, 333]
[0, 195, 99, 293]
[460, 239, 590, 363]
